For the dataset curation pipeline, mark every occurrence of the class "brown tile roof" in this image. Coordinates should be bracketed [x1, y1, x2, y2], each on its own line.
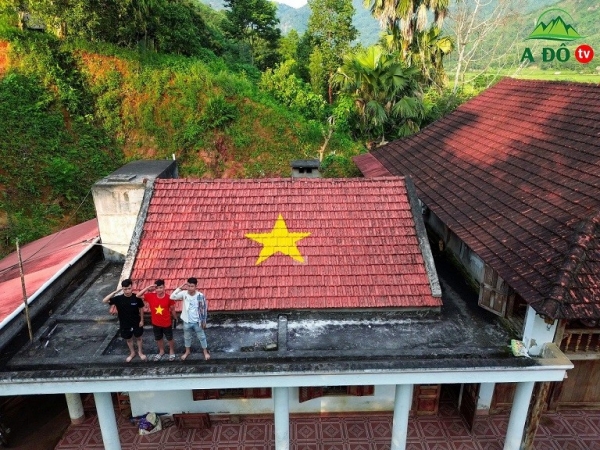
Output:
[353, 153, 392, 177]
[362, 78, 600, 320]
[129, 178, 441, 312]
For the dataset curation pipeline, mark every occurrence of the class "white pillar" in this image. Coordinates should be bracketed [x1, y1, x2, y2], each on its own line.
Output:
[477, 383, 496, 413]
[391, 384, 413, 450]
[273, 387, 290, 450]
[503, 381, 534, 450]
[522, 306, 557, 356]
[93, 392, 122, 450]
[65, 393, 85, 424]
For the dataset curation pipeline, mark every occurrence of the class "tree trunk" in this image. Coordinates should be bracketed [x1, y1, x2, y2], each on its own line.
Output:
[522, 381, 551, 449]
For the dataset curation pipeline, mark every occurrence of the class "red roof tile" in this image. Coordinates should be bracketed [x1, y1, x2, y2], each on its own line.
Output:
[0, 220, 99, 326]
[130, 178, 441, 312]
[362, 78, 600, 319]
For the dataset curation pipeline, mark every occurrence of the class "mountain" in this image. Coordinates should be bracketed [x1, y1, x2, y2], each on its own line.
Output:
[527, 16, 582, 41]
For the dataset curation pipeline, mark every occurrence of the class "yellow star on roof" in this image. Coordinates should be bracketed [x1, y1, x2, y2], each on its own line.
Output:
[245, 214, 311, 265]
[155, 305, 164, 315]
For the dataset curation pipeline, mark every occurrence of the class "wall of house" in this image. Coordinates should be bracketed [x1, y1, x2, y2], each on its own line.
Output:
[92, 183, 147, 261]
[129, 386, 397, 416]
[425, 210, 484, 284]
[92, 160, 177, 262]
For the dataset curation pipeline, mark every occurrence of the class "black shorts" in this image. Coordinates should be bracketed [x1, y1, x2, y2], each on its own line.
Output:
[153, 324, 173, 341]
[120, 325, 143, 340]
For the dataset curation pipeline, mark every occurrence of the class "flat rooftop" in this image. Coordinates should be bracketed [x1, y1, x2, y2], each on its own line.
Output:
[0, 249, 539, 385]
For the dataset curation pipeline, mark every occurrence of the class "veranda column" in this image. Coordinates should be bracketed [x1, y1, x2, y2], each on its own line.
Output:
[93, 392, 122, 450]
[273, 387, 290, 450]
[65, 393, 85, 424]
[391, 384, 413, 450]
[503, 381, 535, 450]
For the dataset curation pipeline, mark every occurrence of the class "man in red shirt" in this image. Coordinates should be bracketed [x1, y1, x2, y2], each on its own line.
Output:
[137, 279, 178, 361]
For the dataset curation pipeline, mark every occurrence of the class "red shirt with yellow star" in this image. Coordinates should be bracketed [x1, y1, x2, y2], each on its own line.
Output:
[143, 293, 175, 327]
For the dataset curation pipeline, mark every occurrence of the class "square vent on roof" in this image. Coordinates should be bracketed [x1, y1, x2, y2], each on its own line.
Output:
[291, 159, 321, 178]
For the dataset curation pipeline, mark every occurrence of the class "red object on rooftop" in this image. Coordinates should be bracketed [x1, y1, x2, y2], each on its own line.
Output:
[130, 178, 440, 312]
[0, 219, 99, 326]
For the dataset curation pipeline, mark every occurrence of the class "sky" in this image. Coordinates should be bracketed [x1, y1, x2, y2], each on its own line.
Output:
[276, 0, 308, 8]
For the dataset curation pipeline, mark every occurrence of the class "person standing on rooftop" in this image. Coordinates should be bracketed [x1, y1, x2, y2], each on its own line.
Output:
[170, 277, 211, 361]
[102, 279, 147, 363]
[137, 279, 178, 362]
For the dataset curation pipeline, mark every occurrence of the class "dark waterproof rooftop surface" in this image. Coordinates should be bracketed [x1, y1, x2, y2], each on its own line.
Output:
[362, 78, 600, 320]
[0, 249, 535, 383]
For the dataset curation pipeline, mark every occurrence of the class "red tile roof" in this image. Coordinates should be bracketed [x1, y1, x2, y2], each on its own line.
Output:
[353, 154, 392, 177]
[361, 78, 600, 320]
[129, 178, 441, 312]
[0, 220, 99, 326]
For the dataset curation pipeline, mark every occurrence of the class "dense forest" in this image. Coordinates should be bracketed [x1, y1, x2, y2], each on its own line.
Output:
[0, 0, 597, 257]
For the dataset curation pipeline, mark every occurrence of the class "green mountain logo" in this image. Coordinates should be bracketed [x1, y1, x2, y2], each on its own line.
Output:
[527, 9, 583, 41]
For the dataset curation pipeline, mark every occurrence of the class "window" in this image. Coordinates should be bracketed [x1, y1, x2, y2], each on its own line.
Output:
[299, 386, 374, 403]
[193, 388, 272, 401]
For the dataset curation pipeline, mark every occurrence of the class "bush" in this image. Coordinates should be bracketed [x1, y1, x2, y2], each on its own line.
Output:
[259, 60, 327, 120]
[320, 153, 363, 178]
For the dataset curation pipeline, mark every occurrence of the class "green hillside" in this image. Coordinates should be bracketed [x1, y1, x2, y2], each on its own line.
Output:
[0, 32, 363, 257]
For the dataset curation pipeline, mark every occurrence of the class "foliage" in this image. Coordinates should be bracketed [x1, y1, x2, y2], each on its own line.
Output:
[0, 71, 120, 255]
[1, 0, 222, 57]
[307, 0, 357, 102]
[222, 0, 281, 70]
[9, 31, 93, 115]
[382, 26, 453, 89]
[364, 0, 449, 44]
[203, 94, 238, 129]
[332, 45, 424, 143]
[278, 29, 300, 63]
[308, 46, 326, 96]
[365, 0, 454, 88]
[259, 59, 327, 120]
[421, 86, 474, 125]
[153, 0, 218, 56]
[320, 152, 363, 177]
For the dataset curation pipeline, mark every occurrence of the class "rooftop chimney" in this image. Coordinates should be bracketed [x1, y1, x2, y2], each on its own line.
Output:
[92, 160, 177, 261]
[291, 159, 321, 178]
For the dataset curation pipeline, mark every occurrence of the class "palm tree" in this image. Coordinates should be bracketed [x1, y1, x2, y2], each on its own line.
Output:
[383, 26, 454, 88]
[364, 0, 449, 43]
[332, 45, 424, 144]
[364, 0, 452, 87]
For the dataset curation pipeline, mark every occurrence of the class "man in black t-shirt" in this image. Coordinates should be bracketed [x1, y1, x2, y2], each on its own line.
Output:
[102, 279, 147, 362]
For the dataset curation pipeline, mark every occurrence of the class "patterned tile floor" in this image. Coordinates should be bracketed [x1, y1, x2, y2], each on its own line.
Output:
[54, 400, 600, 450]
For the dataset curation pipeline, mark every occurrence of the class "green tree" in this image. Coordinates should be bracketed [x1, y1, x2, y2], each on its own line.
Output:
[365, 0, 448, 45]
[365, 0, 452, 87]
[223, 0, 281, 69]
[382, 25, 453, 88]
[153, 1, 215, 56]
[332, 45, 423, 143]
[308, 46, 326, 96]
[260, 60, 327, 120]
[279, 29, 300, 62]
[307, 0, 357, 103]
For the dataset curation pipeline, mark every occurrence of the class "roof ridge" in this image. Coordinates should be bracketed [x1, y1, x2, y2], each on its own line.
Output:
[542, 210, 600, 318]
[154, 177, 404, 184]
